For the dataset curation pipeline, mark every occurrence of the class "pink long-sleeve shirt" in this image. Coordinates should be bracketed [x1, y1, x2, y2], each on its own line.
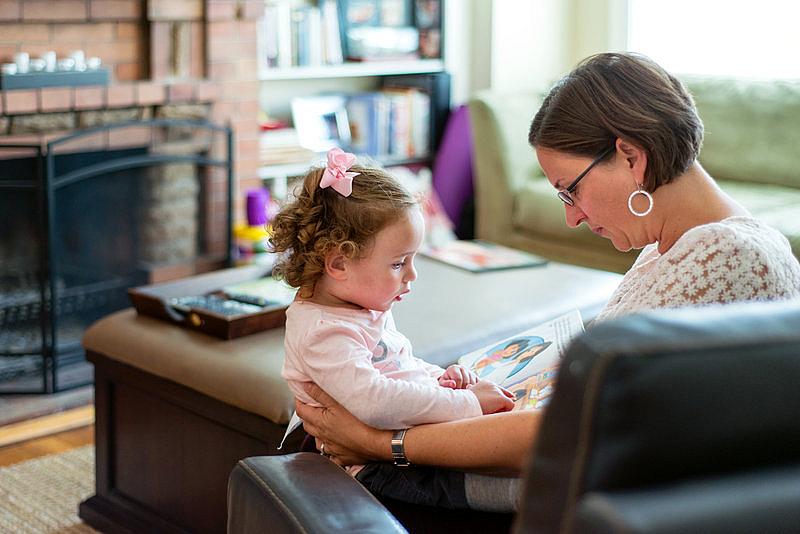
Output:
[282, 300, 482, 430]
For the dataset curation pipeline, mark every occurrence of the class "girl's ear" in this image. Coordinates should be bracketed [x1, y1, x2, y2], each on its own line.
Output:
[324, 247, 348, 281]
[615, 138, 648, 186]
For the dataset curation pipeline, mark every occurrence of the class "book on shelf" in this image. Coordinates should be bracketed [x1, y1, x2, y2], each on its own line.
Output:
[386, 90, 411, 158]
[261, 0, 344, 70]
[260, 1, 293, 69]
[458, 310, 583, 411]
[322, 0, 344, 64]
[420, 240, 548, 273]
[345, 87, 430, 160]
[346, 92, 384, 156]
[382, 72, 449, 155]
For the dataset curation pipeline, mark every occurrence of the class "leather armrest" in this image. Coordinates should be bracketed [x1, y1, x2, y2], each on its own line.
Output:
[227, 453, 406, 534]
[571, 465, 800, 534]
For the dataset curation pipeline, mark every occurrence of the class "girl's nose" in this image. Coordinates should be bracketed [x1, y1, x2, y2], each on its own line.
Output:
[404, 261, 418, 283]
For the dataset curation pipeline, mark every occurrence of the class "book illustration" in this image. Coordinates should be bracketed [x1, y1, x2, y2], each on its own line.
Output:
[471, 336, 553, 381]
[505, 365, 559, 411]
[420, 239, 547, 273]
[458, 310, 583, 411]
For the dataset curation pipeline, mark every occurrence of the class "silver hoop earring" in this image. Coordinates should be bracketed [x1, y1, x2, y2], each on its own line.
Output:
[627, 187, 653, 217]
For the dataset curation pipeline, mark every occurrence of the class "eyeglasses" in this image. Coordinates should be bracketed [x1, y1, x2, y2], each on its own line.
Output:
[557, 146, 615, 206]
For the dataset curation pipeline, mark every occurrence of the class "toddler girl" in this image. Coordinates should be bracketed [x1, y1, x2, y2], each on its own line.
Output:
[271, 148, 515, 509]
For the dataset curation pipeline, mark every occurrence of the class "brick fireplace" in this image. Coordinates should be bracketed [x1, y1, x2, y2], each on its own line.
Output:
[0, 0, 264, 241]
[0, 0, 263, 392]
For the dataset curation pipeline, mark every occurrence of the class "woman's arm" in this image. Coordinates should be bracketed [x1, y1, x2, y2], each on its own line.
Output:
[296, 382, 541, 476]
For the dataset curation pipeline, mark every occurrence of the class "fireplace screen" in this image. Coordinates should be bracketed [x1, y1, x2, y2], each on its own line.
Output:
[0, 120, 233, 393]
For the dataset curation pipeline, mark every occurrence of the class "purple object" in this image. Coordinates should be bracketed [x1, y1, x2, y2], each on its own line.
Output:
[432, 104, 474, 228]
[246, 188, 270, 226]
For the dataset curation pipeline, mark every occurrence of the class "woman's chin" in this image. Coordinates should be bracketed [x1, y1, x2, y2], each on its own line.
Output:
[609, 235, 633, 252]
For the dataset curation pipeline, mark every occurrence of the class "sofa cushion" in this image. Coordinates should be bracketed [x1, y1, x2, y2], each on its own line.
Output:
[718, 179, 800, 256]
[687, 77, 800, 188]
[513, 178, 625, 252]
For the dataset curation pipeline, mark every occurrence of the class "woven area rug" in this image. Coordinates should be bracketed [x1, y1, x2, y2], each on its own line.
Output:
[0, 445, 98, 533]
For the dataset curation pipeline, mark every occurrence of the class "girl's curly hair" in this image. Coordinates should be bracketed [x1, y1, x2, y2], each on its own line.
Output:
[270, 163, 418, 297]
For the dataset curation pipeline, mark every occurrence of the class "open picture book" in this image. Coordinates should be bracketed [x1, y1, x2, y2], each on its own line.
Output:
[458, 310, 583, 411]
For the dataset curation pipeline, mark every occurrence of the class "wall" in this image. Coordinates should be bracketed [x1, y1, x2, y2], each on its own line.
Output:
[568, 0, 628, 67]
[455, 0, 627, 98]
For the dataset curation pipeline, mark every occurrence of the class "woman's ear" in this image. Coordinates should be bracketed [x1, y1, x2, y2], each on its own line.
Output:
[615, 139, 648, 185]
[324, 247, 349, 281]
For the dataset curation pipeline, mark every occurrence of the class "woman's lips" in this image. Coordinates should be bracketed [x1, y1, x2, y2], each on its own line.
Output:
[591, 226, 604, 236]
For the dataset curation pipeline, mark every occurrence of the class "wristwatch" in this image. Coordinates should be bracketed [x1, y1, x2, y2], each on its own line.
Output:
[391, 428, 410, 467]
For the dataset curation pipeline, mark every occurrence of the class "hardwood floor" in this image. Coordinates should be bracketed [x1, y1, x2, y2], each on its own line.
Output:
[0, 420, 94, 467]
[0, 405, 94, 448]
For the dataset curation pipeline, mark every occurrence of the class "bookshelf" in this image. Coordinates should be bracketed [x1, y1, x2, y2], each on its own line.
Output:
[257, 0, 448, 198]
[258, 58, 445, 81]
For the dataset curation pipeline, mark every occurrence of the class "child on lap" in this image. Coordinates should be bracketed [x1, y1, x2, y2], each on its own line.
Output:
[271, 148, 515, 509]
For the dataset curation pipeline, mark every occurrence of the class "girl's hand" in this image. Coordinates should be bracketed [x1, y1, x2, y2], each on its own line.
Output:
[438, 364, 479, 389]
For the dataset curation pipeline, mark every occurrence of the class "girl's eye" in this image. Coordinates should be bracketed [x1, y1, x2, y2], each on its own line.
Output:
[392, 262, 406, 270]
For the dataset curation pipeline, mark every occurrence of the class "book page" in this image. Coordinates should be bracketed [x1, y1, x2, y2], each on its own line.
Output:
[458, 310, 583, 411]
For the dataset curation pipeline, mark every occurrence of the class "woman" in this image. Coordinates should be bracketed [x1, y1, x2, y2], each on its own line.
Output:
[297, 52, 800, 492]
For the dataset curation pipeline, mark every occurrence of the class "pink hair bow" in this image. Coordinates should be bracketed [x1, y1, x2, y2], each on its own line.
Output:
[320, 147, 359, 197]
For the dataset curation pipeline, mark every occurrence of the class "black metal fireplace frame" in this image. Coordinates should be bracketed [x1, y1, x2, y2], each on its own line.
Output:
[0, 119, 233, 393]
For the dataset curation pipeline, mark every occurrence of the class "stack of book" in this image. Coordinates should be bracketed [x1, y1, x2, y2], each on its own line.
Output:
[346, 87, 430, 159]
[260, 128, 316, 166]
[260, 0, 343, 69]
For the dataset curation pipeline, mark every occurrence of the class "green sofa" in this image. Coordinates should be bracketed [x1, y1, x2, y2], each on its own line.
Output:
[468, 78, 800, 273]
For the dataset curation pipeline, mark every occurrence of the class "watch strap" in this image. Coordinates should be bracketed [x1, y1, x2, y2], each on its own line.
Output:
[391, 428, 410, 467]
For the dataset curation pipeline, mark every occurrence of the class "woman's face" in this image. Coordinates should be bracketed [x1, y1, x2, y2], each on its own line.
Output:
[535, 146, 646, 252]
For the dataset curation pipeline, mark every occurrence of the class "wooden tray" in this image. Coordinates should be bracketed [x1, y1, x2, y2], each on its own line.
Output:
[128, 264, 289, 339]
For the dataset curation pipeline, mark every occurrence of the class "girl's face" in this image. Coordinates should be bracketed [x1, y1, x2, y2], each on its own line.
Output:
[535, 146, 647, 252]
[342, 206, 425, 312]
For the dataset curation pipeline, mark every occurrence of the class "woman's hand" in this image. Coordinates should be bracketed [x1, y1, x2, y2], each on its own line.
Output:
[296, 382, 391, 467]
[468, 380, 516, 414]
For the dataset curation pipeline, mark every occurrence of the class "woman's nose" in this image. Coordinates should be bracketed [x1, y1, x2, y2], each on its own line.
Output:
[564, 204, 585, 228]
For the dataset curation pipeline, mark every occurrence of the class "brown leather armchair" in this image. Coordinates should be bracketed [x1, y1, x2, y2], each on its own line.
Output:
[228, 300, 800, 533]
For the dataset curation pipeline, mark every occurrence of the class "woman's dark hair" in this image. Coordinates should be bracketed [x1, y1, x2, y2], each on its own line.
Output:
[528, 52, 704, 191]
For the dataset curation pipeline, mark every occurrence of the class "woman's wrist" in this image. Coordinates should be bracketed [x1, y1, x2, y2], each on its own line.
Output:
[370, 428, 394, 462]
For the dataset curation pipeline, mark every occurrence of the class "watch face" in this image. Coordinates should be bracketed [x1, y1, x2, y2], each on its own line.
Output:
[391, 429, 409, 466]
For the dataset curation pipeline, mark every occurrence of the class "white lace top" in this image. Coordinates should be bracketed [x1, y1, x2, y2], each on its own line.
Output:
[596, 216, 800, 322]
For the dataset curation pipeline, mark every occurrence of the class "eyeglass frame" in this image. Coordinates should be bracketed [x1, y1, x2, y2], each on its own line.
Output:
[557, 145, 616, 206]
